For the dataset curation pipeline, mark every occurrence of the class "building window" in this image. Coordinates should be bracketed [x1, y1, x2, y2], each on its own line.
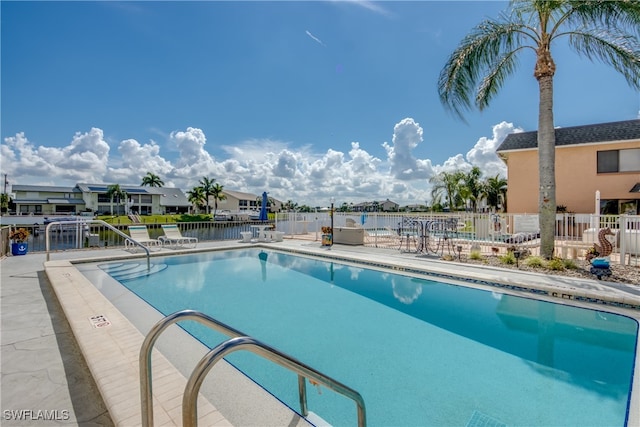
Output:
[620, 148, 640, 172]
[597, 148, 640, 173]
[19, 205, 42, 214]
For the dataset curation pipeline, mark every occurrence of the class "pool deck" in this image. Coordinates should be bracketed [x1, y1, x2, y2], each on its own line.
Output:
[2, 238, 639, 426]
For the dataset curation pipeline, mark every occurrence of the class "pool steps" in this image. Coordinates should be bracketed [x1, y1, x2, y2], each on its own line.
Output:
[98, 261, 168, 281]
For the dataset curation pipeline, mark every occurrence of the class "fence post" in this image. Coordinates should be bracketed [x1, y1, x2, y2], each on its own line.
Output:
[620, 214, 627, 266]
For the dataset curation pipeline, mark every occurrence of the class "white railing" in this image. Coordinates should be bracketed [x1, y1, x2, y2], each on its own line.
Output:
[6, 211, 638, 266]
[289, 211, 638, 266]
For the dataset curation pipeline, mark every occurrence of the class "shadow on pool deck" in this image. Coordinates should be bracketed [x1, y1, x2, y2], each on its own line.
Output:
[1, 257, 112, 426]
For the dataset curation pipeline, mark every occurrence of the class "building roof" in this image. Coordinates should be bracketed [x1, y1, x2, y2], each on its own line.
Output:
[12, 184, 79, 193]
[496, 119, 640, 152]
[150, 187, 191, 207]
[75, 183, 153, 194]
[222, 190, 259, 201]
[46, 198, 85, 204]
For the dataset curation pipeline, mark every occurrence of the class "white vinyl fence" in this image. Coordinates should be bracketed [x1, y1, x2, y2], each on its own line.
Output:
[278, 211, 639, 266]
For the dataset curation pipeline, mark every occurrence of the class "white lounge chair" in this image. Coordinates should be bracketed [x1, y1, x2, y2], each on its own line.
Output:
[159, 224, 198, 248]
[125, 225, 162, 250]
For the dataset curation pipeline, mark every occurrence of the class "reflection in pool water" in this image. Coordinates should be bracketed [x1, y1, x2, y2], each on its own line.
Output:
[96, 248, 638, 427]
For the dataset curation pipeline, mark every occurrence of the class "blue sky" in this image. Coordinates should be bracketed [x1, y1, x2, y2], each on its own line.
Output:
[2, 1, 639, 206]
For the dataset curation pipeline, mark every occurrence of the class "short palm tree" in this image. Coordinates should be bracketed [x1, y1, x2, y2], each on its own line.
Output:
[463, 166, 483, 212]
[430, 171, 465, 211]
[438, 0, 640, 258]
[141, 172, 164, 187]
[106, 184, 127, 216]
[186, 187, 206, 214]
[198, 176, 216, 215]
[0, 193, 9, 213]
[483, 175, 508, 212]
[210, 183, 226, 216]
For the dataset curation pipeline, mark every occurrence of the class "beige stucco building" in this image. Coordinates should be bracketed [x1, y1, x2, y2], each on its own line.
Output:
[215, 190, 282, 213]
[497, 119, 640, 214]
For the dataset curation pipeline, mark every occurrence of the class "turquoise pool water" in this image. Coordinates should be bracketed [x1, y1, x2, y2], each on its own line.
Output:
[97, 249, 637, 426]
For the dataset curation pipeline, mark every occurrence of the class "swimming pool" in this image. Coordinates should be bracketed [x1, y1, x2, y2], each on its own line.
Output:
[93, 248, 637, 426]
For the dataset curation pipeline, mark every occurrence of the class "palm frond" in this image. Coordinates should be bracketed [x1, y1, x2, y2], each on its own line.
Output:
[568, 29, 640, 90]
[567, 0, 640, 36]
[476, 47, 526, 111]
[438, 18, 532, 118]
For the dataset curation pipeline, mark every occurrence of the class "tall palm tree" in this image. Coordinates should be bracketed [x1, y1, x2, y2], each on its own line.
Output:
[198, 176, 216, 215]
[106, 184, 127, 216]
[186, 187, 206, 214]
[438, 0, 640, 258]
[141, 172, 164, 187]
[483, 175, 508, 212]
[210, 183, 226, 216]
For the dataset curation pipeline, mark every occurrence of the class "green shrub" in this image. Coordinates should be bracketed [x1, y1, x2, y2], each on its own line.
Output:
[547, 258, 565, 271]
[525, 256, 544, 268]
[469, 250, 483, 260]
[499, 252, 516, 265]
[563, 259, 578, 270]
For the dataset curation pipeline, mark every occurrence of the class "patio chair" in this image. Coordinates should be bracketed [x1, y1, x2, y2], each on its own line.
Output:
[385, 226, 418, 252]
[125, 225, 162, 250]
[159, 224, 198, 248]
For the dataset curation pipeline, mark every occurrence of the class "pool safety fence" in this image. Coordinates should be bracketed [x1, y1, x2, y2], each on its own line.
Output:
[8, 212, 639, 266]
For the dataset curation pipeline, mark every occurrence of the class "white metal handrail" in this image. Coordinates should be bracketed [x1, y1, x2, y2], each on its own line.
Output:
[140, 310, 366, 427]
[44, 219, 150, 269]
[183, 335, 367, 427]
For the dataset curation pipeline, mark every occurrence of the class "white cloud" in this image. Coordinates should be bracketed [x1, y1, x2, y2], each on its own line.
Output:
[382, 118, 434, 180]
[168, 127, 221, 186]
[465, 121, 519, 178]
[2, 128, 110, 184]
[332, 0, 391, 16]
[305, 30, 326, 47]
[2, 119, 514, 207]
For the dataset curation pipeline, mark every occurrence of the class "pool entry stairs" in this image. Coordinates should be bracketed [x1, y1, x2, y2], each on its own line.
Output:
[98, 262, 168, 281]
[140, 309, 367, 427]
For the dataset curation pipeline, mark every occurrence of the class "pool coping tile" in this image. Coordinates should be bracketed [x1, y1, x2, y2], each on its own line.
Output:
[44, 259, 224, 427]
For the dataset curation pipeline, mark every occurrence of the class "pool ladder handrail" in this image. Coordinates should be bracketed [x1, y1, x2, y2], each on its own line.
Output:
[140, 309, 366, 427]
[45, 219, 150, 270]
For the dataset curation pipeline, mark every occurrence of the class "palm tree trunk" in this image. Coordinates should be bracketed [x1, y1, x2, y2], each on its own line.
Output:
[537, 74, 556, 259]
